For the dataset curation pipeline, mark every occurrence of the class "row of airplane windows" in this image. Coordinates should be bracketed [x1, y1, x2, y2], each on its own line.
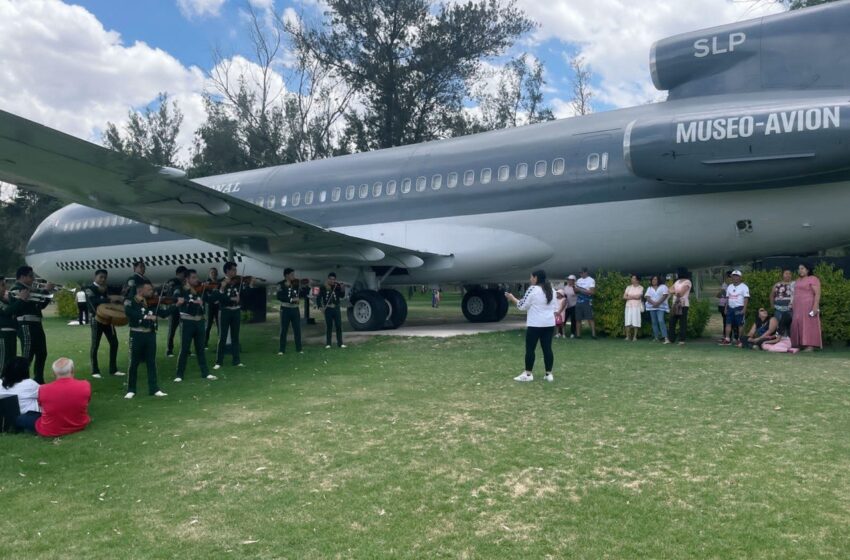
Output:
[61, 215, 139, 232]
[251, 153, 610, 209]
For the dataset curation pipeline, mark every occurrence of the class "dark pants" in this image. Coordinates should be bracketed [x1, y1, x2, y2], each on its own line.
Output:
[128, 331, 160, 395]
[0, 329, 16, 372]
[16, 410, 41, 433]
[18, 322, 47, 384]
[279, 307, 302, 353]
[669, 307, 689, 343]
[177, 319, 210, 378]
[205, 303, 219, 347]
[166, 309, 180, 354]
[525, 326, 554, 372]
[216, 309, 241, 366]
[324, 307, 343, 346]
[90, 321, 119, 375]
[718, 306, 727, 333]
[77, 302, 88, 325]
[566, 306, 577, 336]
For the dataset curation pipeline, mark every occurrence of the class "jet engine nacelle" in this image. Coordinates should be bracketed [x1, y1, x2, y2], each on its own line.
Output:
[624, 103, 850, 185]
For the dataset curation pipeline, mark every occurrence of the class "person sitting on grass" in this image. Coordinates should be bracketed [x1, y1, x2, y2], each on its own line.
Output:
[740, 308, 778, 350]
[0, 357, 41, 432]
[29, 358, 91, 437]
[762, 314, 799, 353]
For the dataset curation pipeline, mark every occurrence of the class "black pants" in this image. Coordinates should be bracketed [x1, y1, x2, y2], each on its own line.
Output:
[18, 322, 47, 384]
[16, 410, 41, 433]
[525, 326, 554, 372]
[90, 321, 119, 375]
[279, 307, 302, 353]
[0, 329, 16, 372]
[324, 307, 343, 346]
[205, 303, 219, 347]
[566, 306, 577, 336]
[166, 309, 180, 354]
[668, 307, 689, 343]
[128, 331, 160, 395]
[77, 302, 88, 325]
[177, 319, 209, 378]
[216, 309, 241, 366]
[717, 306, 727, 333]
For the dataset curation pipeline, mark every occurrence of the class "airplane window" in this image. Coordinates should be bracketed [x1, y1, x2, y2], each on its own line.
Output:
[373, 182, 383, 197]
[498, 165, 509, 182]
[96, 217, 104, 228]
[319, 190, 327, 203]
[431, 175, 442, 190]
[587, 153, 600, 171]
[601, 152, 609, 171]
[359, 184, 369, 198]
[346, 185, 356, 200]
[416, 177, 426, 192]
[305, 191, 314, 205]
[292, 192, 301, 206]
[87, 219, 94, 229]
[110, 216, 118, 226]
[517, 163, 528, 180]
[387, 180, 397, 196]
[534, 160, 547, 177]
[281, 194, 288, 207]
[268, 194, 276, 208]
[332, 187, 341, 202]
[401, 178, 412, 194]
[464, 170, 474, 186]
[552, 158, 565, 176]
[258, 196, 266, 208]
[447, 172, 458, 188]
[481, 168, 492, 184]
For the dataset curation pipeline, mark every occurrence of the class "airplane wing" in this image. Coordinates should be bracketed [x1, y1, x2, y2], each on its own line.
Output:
[0, 110, 437, 269]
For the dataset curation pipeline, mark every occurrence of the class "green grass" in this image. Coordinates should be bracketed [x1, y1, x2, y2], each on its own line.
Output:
[2, 302, 850, 559]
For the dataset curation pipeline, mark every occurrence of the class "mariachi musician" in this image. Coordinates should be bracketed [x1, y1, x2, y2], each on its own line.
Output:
[85, 269, 124, 379]
[214, 261, 246, 370]
[276, 268, 304, 355]
[9, 266, 52, 384]
[123, 280, 179, 399]
[123, 260, 149, 298]
[165, 266, 188, 358]
[172, 269, 217, 383]
[204, 267, 220, 348]
[317, 272, 346, 349]
[0, 278, 17, 371]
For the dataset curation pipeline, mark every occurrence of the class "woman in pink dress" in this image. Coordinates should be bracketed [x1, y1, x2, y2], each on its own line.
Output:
[790, 263, 822, 351]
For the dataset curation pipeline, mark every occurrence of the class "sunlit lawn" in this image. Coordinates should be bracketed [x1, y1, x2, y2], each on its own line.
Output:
[2, 295, 849, 559]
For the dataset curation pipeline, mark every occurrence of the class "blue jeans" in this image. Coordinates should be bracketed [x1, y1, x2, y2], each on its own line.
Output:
[649, 310, 668, 339]
[15, 411, 41, 433]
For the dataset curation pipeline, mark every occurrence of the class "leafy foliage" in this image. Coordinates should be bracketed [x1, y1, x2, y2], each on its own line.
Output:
[472, 54, 555, 130]
[55, 289, 79, 319]
[0, 189, 63, 276]
[104, 92, 184, 167]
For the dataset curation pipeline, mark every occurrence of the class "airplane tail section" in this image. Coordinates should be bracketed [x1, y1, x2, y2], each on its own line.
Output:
[651, 1, 850, 99]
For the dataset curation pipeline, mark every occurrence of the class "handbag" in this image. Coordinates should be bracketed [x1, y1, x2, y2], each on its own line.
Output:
[555, 314, 564, 326]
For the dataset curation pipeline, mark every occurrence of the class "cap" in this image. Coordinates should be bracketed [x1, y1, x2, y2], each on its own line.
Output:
[567, 274, 577, 280]
[731, 269, 743, 276]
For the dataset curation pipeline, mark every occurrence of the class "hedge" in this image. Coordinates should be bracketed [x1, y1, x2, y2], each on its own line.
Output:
[55, 289, 79, 319]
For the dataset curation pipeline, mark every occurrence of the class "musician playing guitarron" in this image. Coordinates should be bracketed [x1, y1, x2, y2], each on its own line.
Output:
[85, 269, 124, 379]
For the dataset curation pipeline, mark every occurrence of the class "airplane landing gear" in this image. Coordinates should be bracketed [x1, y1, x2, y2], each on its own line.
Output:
[347, 288, 408, 331]
[461, 286, 507, 323]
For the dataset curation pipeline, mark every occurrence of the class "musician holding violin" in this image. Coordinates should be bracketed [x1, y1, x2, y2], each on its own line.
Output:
[123, 260, 149, 298]
[204, 267, 220, 349]
[214, 261, 247, 370]
[276, 268, 305, 355]
[85, 269, 124, 379]
[165, 266, 188, 358]
[173, 269, 218, 383]
[318, 272, 346, 349]
[0, 278, 17, 371]
[124, 280, 179, 398]
[9, 266, 53, 384]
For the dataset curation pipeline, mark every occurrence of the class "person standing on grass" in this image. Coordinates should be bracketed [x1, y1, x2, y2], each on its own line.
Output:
[720, 270, 749, 346]
[277, 268, 304, 355]
[790, 263, 822, 352]
[770, 269, 795, 325]
[644, 275, 670, 343]
[318, 273, 346, 349]
[0, 278, 18, 371]
[668, 270, 693, 345]
[75, 288, 88, 325]
[623, 274, 644, 341]
[717, 270, 732, 337]
[559, 275, 579, 339]
[505, 269, 558, 383]
[575, 268, 597, 339]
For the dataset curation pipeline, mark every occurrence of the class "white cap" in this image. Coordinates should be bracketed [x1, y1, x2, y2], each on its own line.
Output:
[567, 274, 577, 280]
[731, 269, 743, 277]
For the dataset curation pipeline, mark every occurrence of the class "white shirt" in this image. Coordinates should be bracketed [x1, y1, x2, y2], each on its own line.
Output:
[76, 290, 87, 303]
[576, 276, 596, 303]
[0, 379, 40, 414]
[516, 285, 558, 327]
[726, 282, 750, 308]
[645, 285, 669, 311]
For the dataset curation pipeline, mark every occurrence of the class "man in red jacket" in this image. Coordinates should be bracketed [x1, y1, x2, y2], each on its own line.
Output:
[35, 357, 91, 437]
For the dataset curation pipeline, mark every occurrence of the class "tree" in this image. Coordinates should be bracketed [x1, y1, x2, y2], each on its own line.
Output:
[0, 189, 63, 275]
[569, 56, 593, 116]
[188, 95, 252, 178]
[474, 54, 555, 130]
[289, 0, 535, 149]
[104, 92, 184, 167]
[783, 0, 838, 9]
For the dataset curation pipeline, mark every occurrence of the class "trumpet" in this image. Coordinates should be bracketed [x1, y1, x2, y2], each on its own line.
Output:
[27, 292, 55, 303]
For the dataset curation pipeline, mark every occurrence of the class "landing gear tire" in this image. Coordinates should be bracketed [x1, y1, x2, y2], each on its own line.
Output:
[491, 288, 509, 322]
[347, 290, 389, 331]
[462, 288, 497, 323]
[379, 288, 408, 329]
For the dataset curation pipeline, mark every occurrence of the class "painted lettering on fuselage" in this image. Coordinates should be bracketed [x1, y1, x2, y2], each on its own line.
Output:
[675, 106, 841, 144]
[209, 182, 241, 194]
[693, 32, 746, 58]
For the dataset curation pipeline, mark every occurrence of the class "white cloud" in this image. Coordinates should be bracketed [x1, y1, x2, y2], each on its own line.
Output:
[518, 0, 784, 108]
[248, 0, 275, 10]
[176, 0, 226, 19]
[0, 0, 207, 162]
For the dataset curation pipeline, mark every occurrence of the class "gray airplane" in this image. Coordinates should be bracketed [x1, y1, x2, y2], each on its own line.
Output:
[2, 2, 849, 331]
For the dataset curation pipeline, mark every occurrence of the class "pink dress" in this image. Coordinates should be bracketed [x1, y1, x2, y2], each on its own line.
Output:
[790, 276, 822, 348]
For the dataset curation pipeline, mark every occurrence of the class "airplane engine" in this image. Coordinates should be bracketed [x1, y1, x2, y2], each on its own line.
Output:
[624, 103, 850, 185]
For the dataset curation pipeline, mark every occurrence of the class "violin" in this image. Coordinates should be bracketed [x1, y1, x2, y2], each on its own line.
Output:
[218, 275, 254, 288]
[144, 296, 179, 307]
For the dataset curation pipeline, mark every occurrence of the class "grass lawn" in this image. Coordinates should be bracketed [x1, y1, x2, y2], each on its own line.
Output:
[2, 297, 849, 559]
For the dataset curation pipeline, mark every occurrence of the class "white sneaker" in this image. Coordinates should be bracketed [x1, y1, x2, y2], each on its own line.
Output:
[325, 345, 331, 349]
[173, 377, 182, 383]
[205, 374, 218, 381]
[92, 373, 102, 379]
[124, 392, 135, 399]
[514, 372, 534, 382]
[213, 364, 221, 370]
[340, 344, 347, 348]
[113, 371, 126, 377]
[543, 373, 554, 382]
[570, 334, 575, 339]
[277, 352, 284, 356]
[153, 390, 167, 397]
[237, 363, 245, 367]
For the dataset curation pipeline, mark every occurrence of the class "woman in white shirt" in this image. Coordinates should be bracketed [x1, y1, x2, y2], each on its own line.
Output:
[0, 357, 41, 432]
[644, 275, 671, 344]
[505, 270, 558, 383]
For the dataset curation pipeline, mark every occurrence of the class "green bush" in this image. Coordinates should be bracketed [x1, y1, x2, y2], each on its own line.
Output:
[55, 289, 79, 319]
[590, 271, 711, 339]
